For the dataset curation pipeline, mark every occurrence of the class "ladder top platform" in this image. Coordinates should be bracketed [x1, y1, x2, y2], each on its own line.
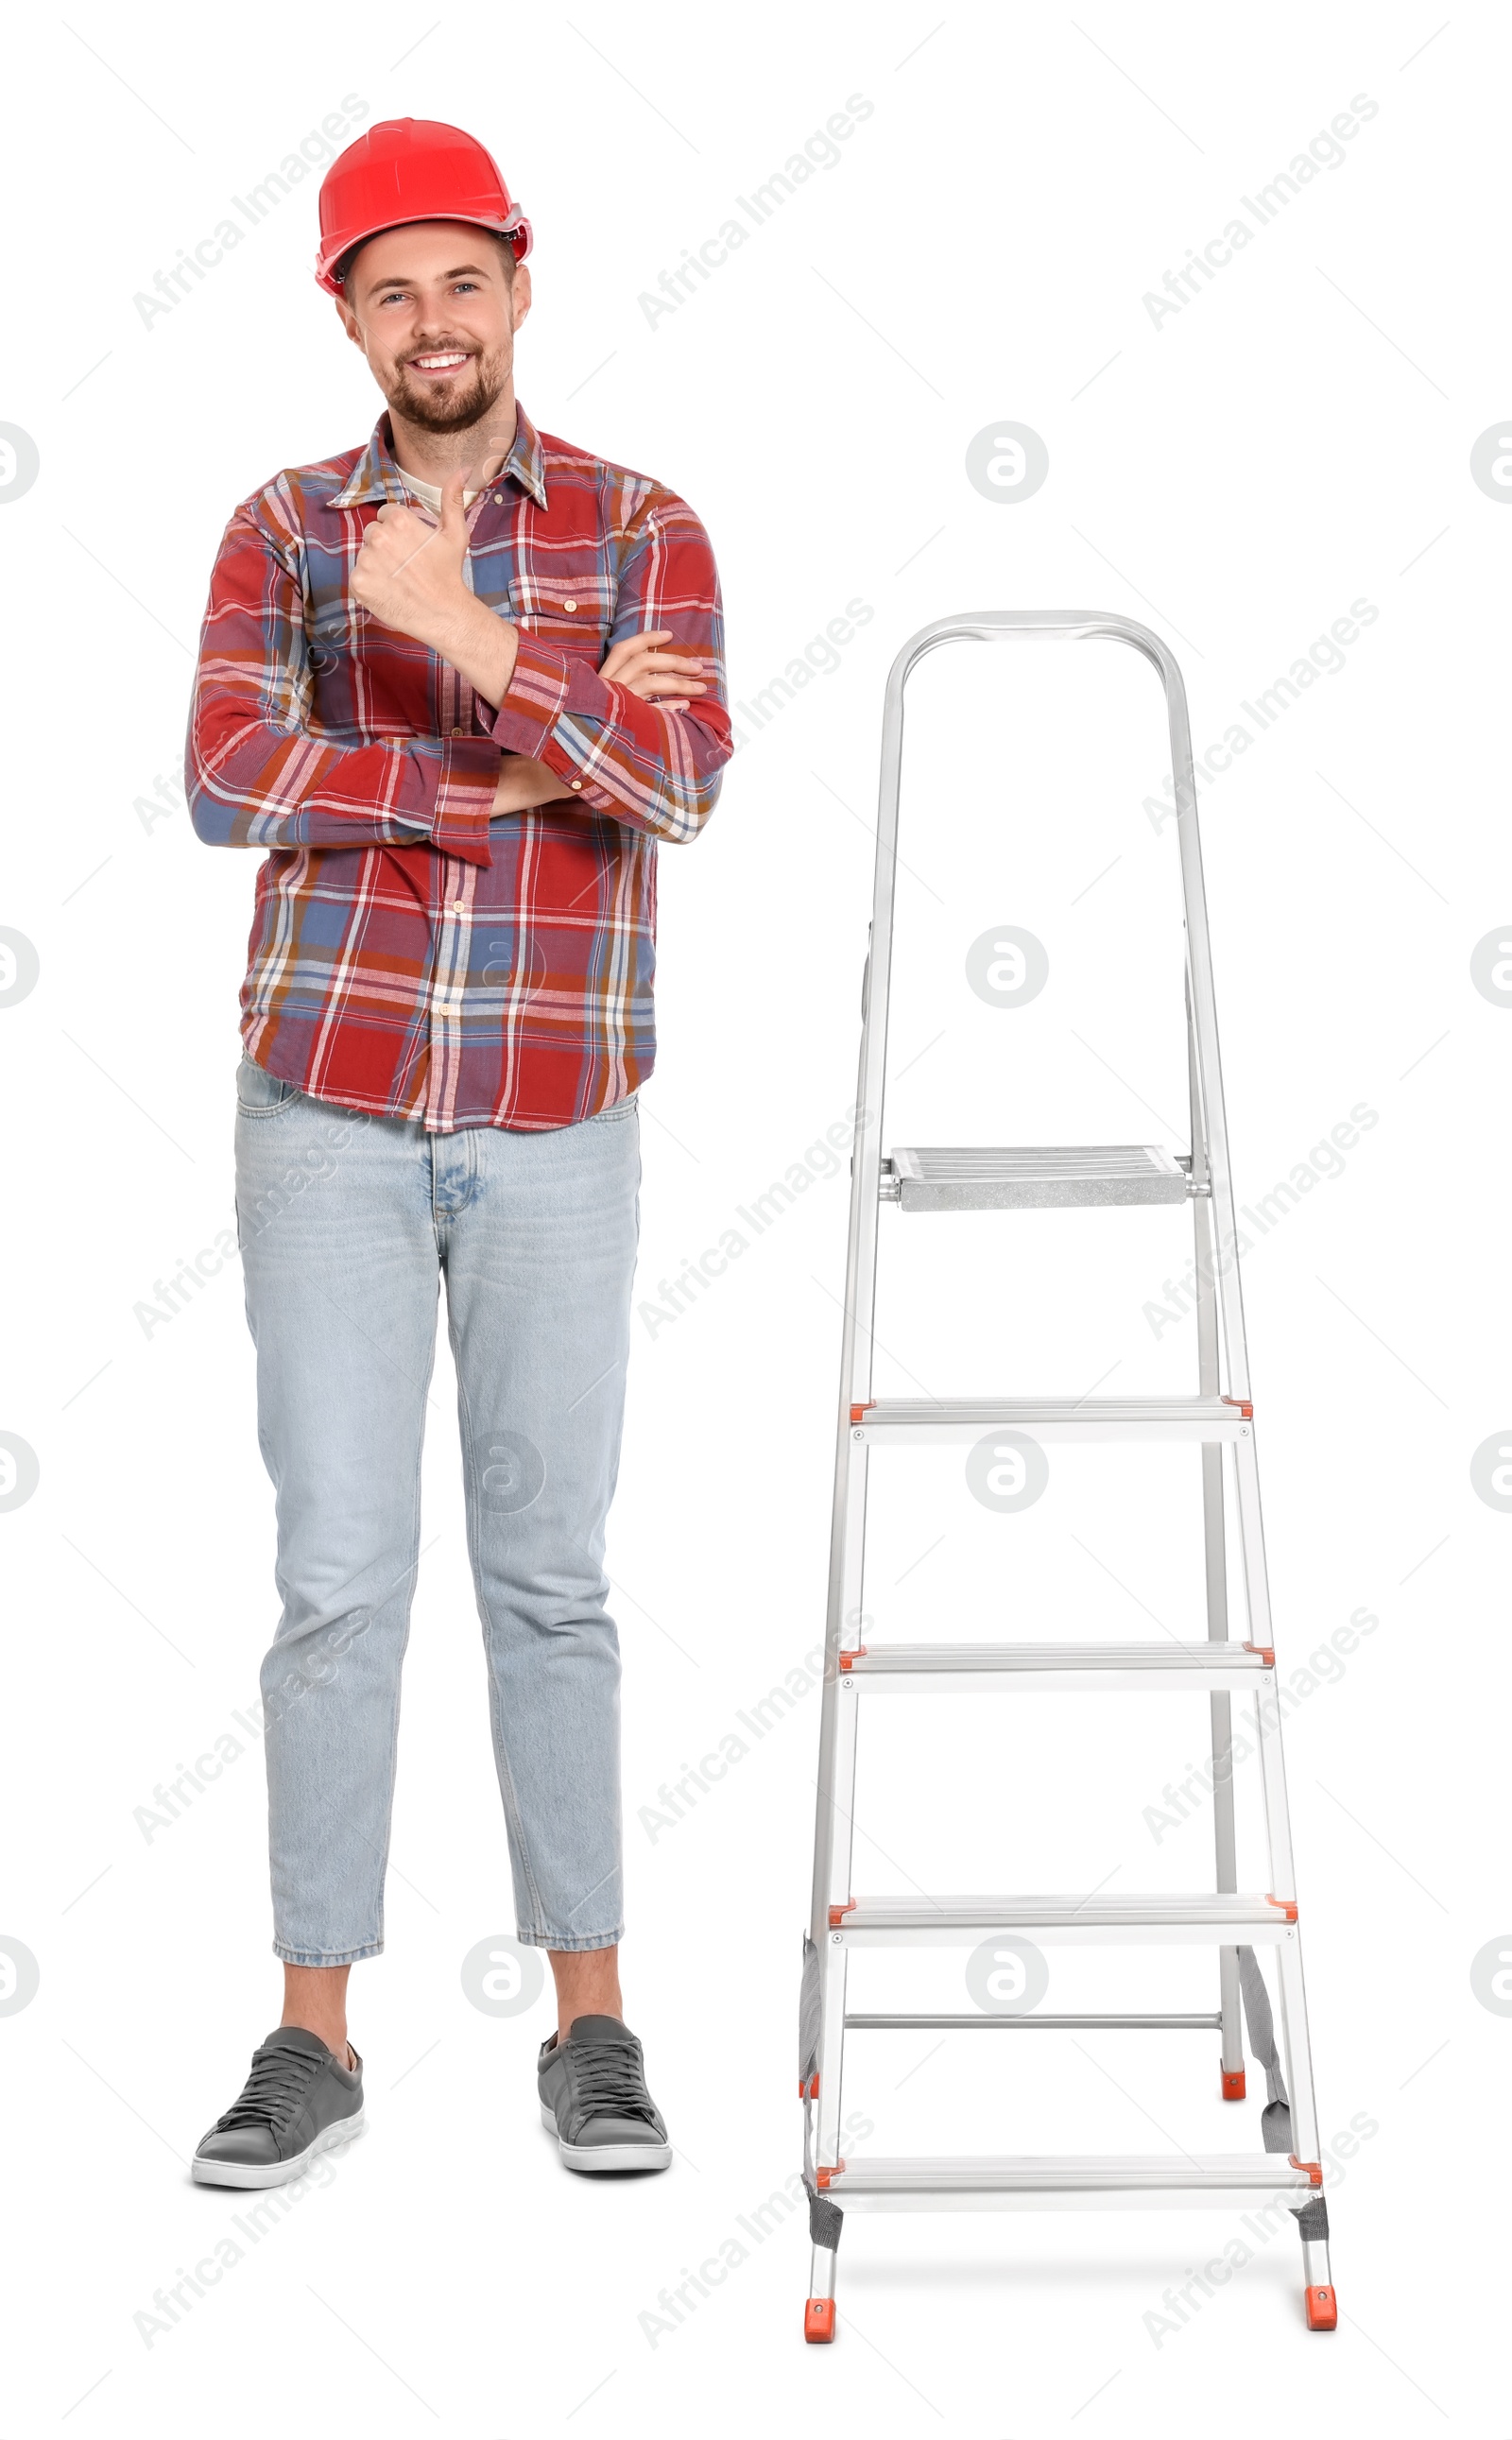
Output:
[885, 1144, 1190, 1210]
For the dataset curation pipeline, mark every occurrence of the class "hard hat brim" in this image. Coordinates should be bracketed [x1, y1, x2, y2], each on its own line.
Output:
[315, 207, 532, 298]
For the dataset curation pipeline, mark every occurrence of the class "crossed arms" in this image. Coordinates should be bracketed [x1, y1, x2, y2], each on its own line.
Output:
[188, 469, 731, 868]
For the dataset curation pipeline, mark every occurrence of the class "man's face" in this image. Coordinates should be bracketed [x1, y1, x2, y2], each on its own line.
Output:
[337, 219, 531, 435]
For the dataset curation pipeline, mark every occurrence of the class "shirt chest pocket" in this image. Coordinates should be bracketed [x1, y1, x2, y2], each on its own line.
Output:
[509, 575, 614, 657]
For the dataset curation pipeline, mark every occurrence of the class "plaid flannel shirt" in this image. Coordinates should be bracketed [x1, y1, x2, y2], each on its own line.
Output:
[187, 404, 730, 1129]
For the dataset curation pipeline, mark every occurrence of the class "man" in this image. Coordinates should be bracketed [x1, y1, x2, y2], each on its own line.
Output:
[185, 118, 730, 2188]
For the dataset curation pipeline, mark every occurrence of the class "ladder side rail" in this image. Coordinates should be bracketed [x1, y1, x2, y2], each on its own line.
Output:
[1186, 981, 1231, 1641]
[1161, 661, 1252, 1402]
[809, 1462, 868, 1941]
[1248, 1527, 1298, 1901]
[1274, 1934, 1322, 2164]
[845, 638, 912, 1412]
[1189, 982, 1244, 2080]
[807, 649, 909, 1941]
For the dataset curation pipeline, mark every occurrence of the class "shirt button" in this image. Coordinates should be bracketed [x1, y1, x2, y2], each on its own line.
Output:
[493, 492, 505, 504]
[452, 899, 465, 913]
[570, 780, 583, 791]
[562, 598, 577, 613]
[451, 726, 465, 735]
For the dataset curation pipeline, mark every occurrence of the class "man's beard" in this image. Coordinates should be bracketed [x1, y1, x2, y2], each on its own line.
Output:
[387, 347, 509, 435]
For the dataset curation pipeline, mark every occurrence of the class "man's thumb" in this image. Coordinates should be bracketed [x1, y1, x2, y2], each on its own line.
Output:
[440, 466, 469, 527]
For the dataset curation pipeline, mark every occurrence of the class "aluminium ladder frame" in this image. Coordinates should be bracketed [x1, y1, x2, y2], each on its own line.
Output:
[799, 610, 1334, 2342]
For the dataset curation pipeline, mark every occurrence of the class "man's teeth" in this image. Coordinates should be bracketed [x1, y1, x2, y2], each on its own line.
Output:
[414, 352, 468, 369]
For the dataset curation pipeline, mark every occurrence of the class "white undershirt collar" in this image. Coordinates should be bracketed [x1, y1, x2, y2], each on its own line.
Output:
[395, 465, 483, 512]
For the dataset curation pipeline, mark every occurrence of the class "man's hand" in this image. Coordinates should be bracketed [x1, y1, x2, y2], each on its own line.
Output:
[486, 628, 710, 815]
[490, 755, 577, 816]
[352, 470, 523, 706]
[350, 475, 472, 642]
[601, 629, 707, 713]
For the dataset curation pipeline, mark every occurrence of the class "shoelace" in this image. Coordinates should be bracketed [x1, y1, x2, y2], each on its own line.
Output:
[215, 2046, 322, 2136]
[566, 2037, 658, 2130]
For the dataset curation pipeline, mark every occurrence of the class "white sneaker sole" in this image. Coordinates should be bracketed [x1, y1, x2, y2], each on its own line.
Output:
[192, 2108, 366, 2189]
[540, 2099, 672, 2174]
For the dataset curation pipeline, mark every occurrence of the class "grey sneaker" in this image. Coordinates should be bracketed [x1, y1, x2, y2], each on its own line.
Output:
[537, 2015, 672, 2174]
[192, 2025, 365, 2188]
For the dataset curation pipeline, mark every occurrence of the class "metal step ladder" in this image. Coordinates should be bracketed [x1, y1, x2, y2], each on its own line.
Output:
[799, 610, 1334, 2343]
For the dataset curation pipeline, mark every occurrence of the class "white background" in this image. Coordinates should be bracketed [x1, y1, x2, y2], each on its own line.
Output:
[1, 0, 1504, 2429]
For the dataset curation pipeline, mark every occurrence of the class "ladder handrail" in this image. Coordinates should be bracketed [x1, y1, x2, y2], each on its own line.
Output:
[838, 608, 1252, 1433]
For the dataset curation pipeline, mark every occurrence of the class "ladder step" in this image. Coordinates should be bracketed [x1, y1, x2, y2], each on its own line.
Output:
[845, 1640, 1273, 1690]
[823, 2155, 1317, 2209]
[834, 1893, 1297, 1945]
[845, 2012, 1222, 2030]
[885, 1143, 1190, 1211]
[852, 1396, 1251, 1443]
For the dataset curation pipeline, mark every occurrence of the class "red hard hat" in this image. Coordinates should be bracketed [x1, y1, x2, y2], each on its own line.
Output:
[315, 117, 532, 296]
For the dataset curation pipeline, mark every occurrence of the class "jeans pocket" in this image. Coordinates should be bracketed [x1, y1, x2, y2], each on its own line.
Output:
[585, 1091, 639, 1125]
[235, 1057, 299, 1117]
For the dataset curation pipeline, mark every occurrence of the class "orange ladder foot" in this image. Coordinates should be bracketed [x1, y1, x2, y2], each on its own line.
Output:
[1221, 2067, 1246, 2100]
[804, 2298, 836, 2344]
[1304, 2284, 1337, 2331]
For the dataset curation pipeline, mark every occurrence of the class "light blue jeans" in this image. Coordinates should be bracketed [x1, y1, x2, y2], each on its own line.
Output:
[232, 1057, 640, 1965]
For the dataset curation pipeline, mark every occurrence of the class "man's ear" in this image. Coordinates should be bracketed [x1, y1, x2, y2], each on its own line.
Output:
[511, 264, 533, 335]
[335, 298, 367, 354]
